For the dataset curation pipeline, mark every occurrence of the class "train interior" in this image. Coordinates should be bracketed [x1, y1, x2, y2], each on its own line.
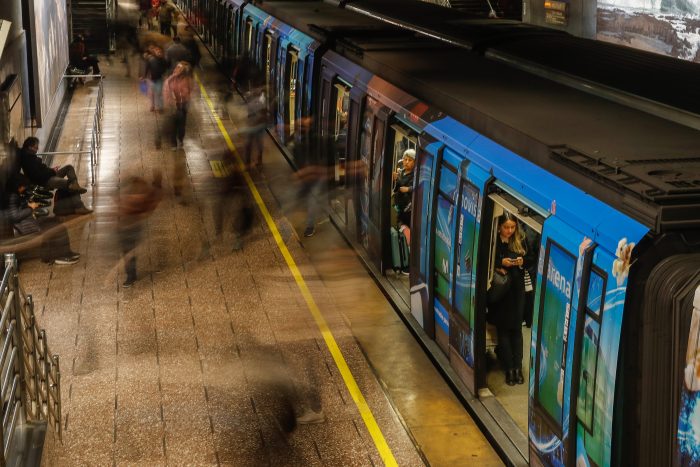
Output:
[484, 191, 543, 433]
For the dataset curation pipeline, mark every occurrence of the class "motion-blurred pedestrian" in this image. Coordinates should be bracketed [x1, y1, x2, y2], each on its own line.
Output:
[158, 0, 175, 37]
[142, 44, 167, 112]
[211, 152, 254, 251]
[117, 173, 162, 287]
[293, 117, 330, 238]
[242, 87, 268, 170]
[165, 36, 192, 71]
[163, 61, 194, 148]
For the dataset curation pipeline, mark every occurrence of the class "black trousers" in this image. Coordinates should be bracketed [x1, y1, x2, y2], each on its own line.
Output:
[119, 224, 143, 281]
[496, 326, 523, 371]
[45, 165, 79, 190]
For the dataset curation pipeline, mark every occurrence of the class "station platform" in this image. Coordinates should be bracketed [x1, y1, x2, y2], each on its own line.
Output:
[18, 42, 504, 466]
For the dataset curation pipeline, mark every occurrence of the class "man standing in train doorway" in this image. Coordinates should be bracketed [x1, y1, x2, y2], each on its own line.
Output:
[392, 148, 415, 228]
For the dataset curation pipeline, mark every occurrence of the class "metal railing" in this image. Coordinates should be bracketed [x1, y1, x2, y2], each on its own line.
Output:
[0, 254, 61, 466]
[39, 73, 104, 186]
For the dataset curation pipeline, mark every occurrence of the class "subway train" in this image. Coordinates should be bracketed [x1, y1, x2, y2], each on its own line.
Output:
[173, 0, 700, 464]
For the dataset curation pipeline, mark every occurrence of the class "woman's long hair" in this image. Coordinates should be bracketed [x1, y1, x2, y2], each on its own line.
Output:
[497, 211, 526, 255]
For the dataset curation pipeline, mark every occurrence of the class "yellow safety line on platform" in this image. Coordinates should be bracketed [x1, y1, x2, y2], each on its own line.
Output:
[195, 74, 398, 467]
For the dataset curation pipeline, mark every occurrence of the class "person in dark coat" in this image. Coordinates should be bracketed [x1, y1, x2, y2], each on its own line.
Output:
[3, 175, 81, 265]
[392, 148, 415, 228]
[69, 35, 101, 75]
[17, 137, 90, 201]
[490, 211, 534, 386]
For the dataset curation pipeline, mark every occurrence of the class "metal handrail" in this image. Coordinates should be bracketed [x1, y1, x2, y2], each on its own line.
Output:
[37, 74, 105, 187]
[0, 254, 62, 466]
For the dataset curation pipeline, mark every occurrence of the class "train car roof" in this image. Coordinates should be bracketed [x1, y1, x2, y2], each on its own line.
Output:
[260, 1, 700, 231]
[254, 1, 413, 42]
[341, 0, 700, 121]
[350, 41, 700, 230]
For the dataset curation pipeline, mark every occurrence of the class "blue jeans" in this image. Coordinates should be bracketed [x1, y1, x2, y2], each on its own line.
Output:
[150, 79, 163, 111]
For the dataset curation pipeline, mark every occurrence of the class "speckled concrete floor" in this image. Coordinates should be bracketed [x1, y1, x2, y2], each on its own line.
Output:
[17, 35, 502, 466]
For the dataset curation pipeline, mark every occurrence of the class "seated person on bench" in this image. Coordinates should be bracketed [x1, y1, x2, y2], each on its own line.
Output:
[2, 174, 81, 265]
[18, 137, 92, 215]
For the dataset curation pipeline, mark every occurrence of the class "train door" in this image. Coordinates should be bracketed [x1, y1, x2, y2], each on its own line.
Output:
[408, 139, 439, 334]
[327, 80, 351, 223]
[481, 188, 544, 433]
[263, 32, 274, 103]
[528, 215, 588, 465]
[431, 148, 460, 355]
[356, 96, 388, 267]
[446, 160, 488, 395]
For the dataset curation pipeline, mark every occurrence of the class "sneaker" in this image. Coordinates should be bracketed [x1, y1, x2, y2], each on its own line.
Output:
[74, 207, 93, 215]
[122, 279, 135, 288]
[33, 207, 50, 217]
[303, 226, 315, 237]
[296, 409, 325, 425]
[54, 257, 79, 265]
[28, 196, 51, 207]
[68, 182, 88, 194]
[68, 252, 81, 260]
[400, 268, 410, 276]
[29, 189, 53, 200]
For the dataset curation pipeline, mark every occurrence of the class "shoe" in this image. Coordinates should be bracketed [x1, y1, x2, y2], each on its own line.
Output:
[68, 252, 81, 260]
[74, 207, 93, 215]
[122, 279, 135, 288]
[400, 268, 410, 276]
[29, 188, 53, 200]
[505, 369, 516, 386]
[231, 235, 243, 251]
[68, 182, 88, 194]
[29, 196, 51, 207]
[54, 257, 79, 265]
[515, 368, 524, 385]
[303, 226, 315, 237]
[33, 207, 50, 217]
[296, 409, 325, 425]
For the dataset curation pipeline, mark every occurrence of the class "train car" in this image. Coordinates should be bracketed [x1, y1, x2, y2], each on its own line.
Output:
[175, 1, 700, 465]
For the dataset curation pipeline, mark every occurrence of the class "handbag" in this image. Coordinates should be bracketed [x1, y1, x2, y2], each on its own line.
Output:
[139, 79, 148, 96]
[488, 268, 511, 304]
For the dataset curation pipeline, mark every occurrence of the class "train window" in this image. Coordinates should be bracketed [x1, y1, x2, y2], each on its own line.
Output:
[577, 315, 601, 433]
[434, 164, 459, 307]
[535, 241, 576, 432]
[370, 119, 385, 226]
[244, 19, 253, 54]
[286, 49, 299, 137]
[264, 32, 273, 98]
[586, 270, 605, 317]
[333, 81, 351, 186]
[358, 103, 375, 249]
[576, 268, 606, 434]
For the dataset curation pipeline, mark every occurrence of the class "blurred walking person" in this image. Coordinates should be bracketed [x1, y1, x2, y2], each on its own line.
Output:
[118, 173, 162, 288]
[158, 0, 175, 37]
[212, 152, 254, 251]
[163, 61, 194, 149]
[242, 87, 268, 171]
[142, 44, 167, 112]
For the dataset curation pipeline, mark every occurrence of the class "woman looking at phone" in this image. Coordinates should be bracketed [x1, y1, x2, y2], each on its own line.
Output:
[491, 211, 532, 386]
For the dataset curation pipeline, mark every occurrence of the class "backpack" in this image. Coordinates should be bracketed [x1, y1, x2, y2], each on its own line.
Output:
[53, 189, 83, 216]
